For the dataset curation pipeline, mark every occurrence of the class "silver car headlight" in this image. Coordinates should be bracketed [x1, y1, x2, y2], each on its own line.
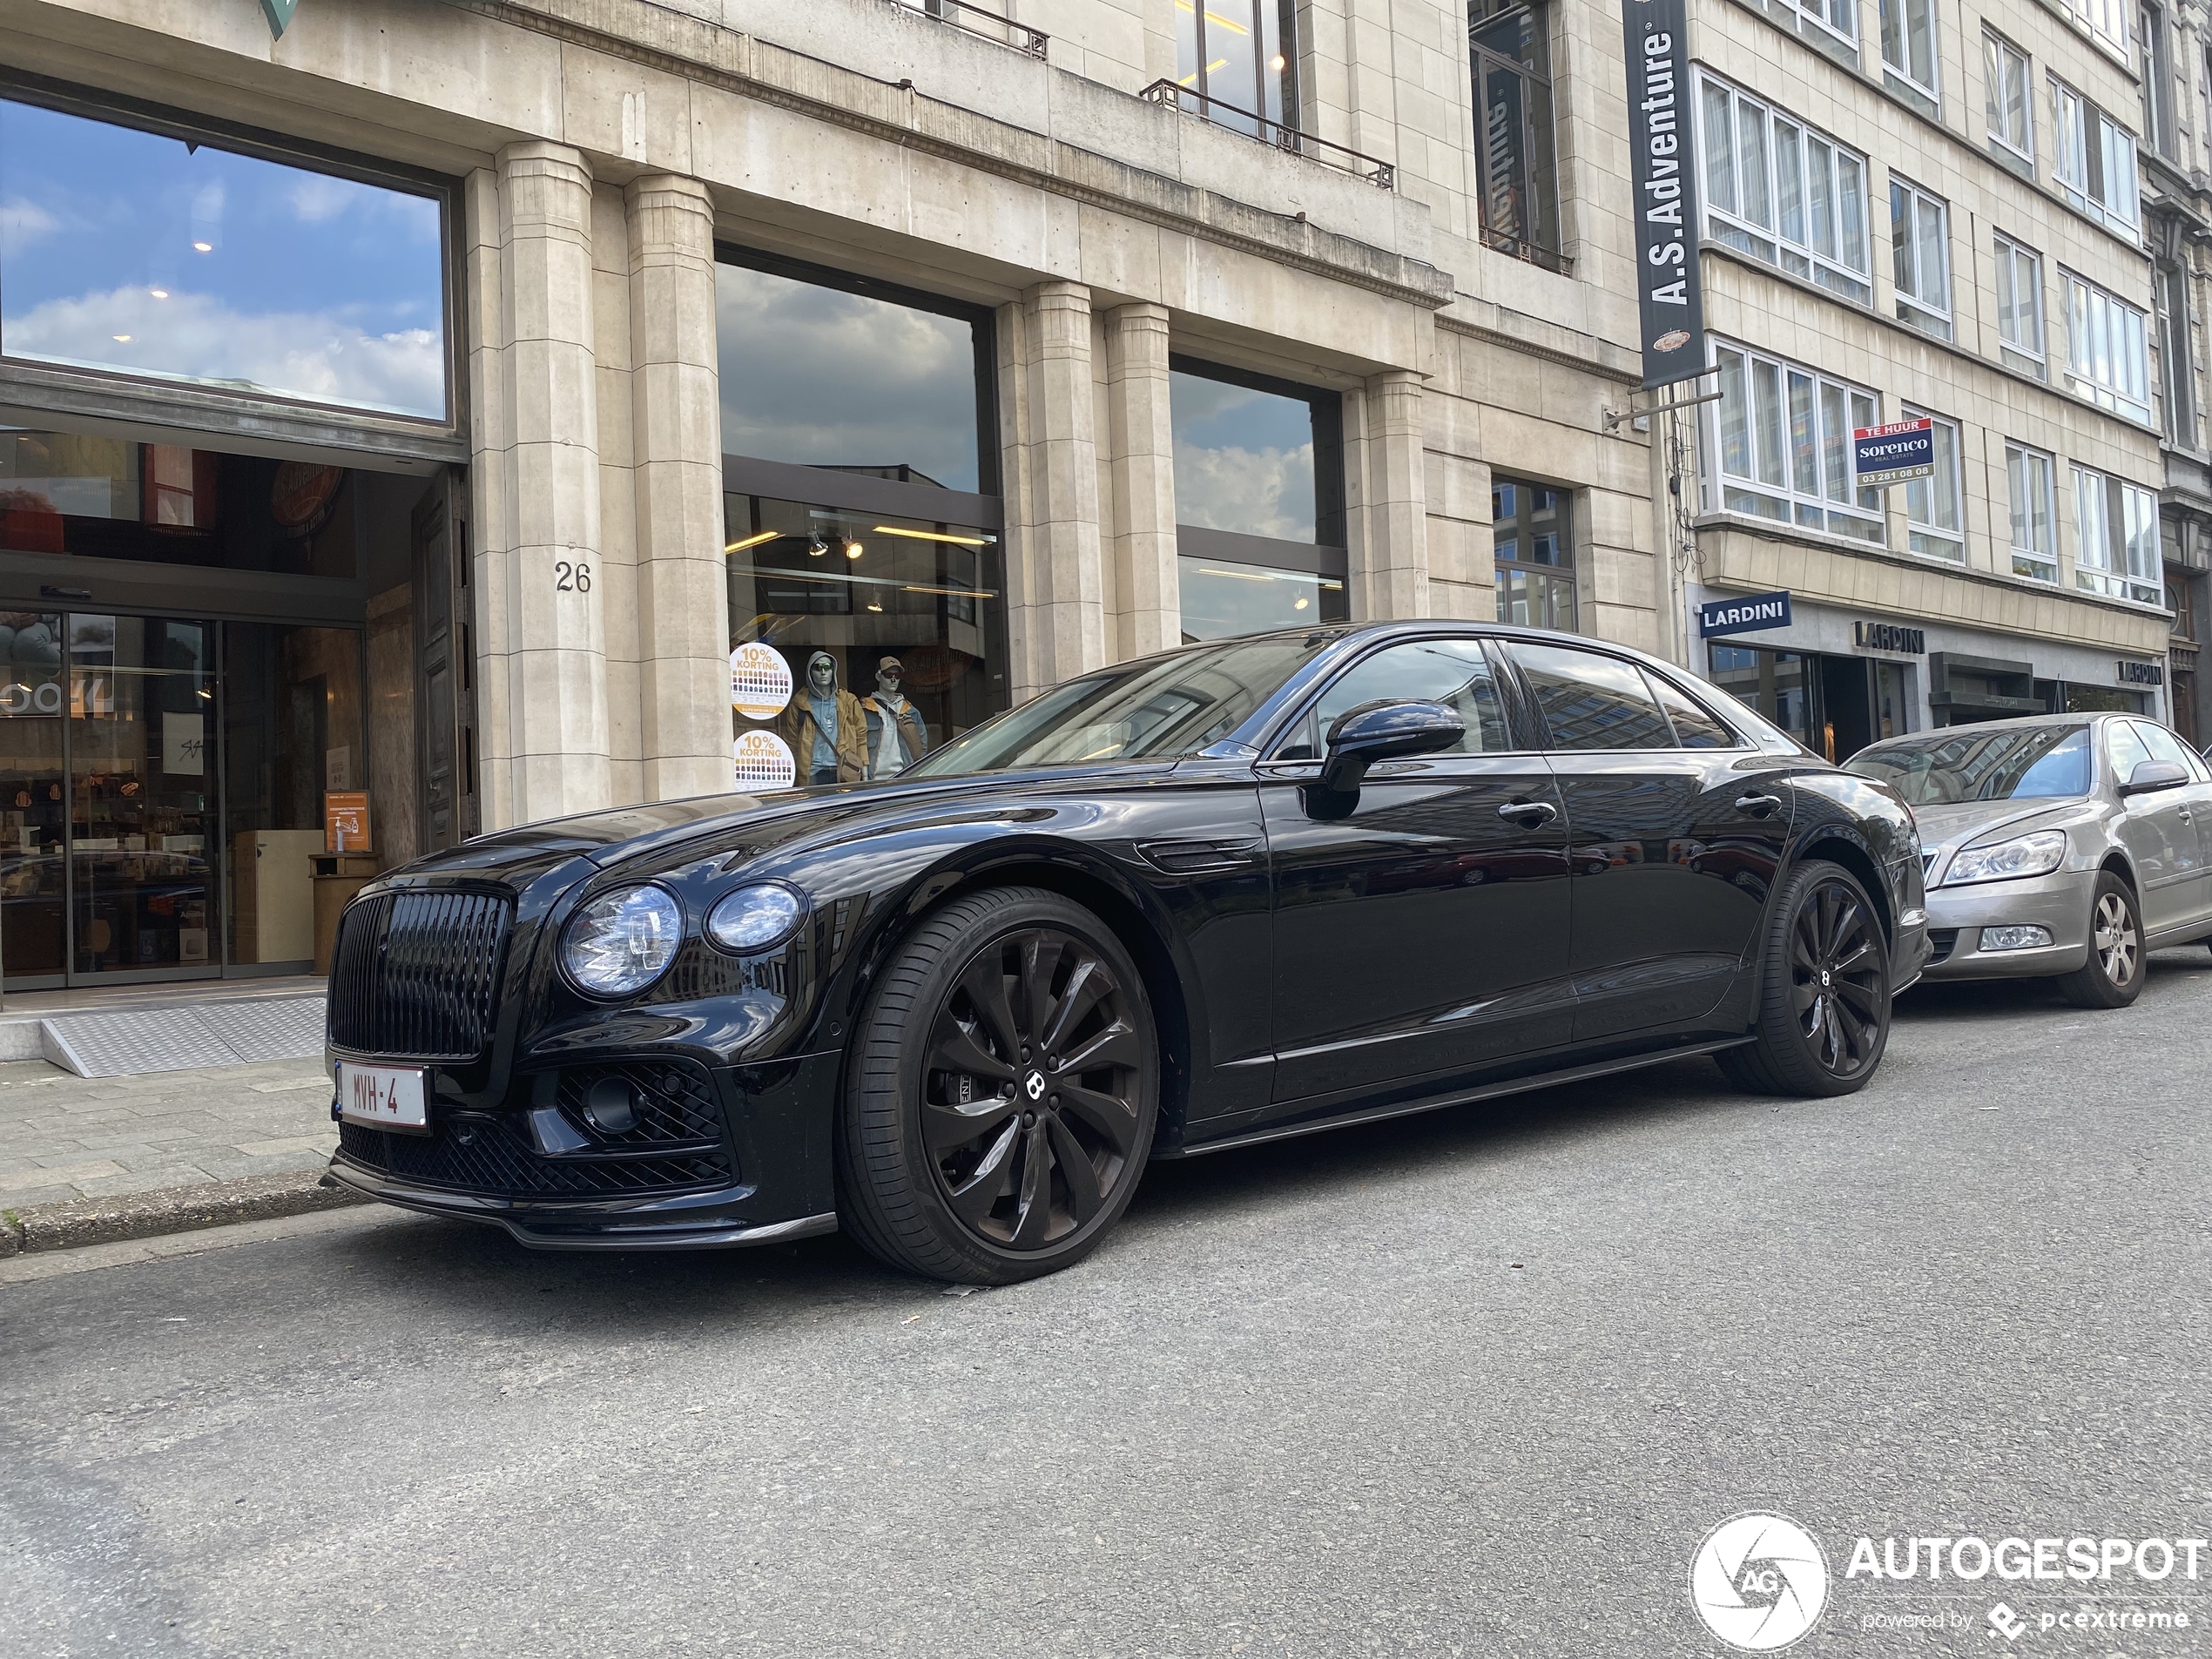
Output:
[562, 885, 683, 997]
[1943, 829, 2069, 886]
[705, 882, 806, 953]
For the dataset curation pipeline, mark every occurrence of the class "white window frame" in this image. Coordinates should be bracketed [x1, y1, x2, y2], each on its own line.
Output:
[2006, 442, 2059, 583]
[2065, 0, 2130, 57]
[1706, 339, 1885, 545]
[1880, 0, 1940, 102]
[1983, 31, 2034, 165]
[1993, 233, 2046, 375]
[2073, 465, 2162, 605]
[1697, 71, 1873, 305]
[2064, 269, 2155, 425]
[1783, 0, 1858, 51]
[2052, 80, 2141, 231]
[1889, 177, 1952, 339]
[1901, 408, 1964, 562]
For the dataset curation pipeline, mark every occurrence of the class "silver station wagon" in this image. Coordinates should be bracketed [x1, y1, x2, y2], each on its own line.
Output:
[1845, 713, 2212, 1008]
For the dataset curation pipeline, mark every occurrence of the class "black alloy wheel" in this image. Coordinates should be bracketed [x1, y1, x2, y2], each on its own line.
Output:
[1719, 858, 1892, 1097]
[837, 887, 1158, 1284]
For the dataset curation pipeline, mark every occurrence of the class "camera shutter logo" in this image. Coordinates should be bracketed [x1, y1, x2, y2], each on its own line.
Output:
[1689, 1514, 1830, 1651]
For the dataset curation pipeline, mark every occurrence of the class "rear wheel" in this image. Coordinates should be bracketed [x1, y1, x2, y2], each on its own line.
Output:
[1717, 858, 1891, 1097]
[836, 887, 1158, 1284]
[2054, 872, 2144, 1009]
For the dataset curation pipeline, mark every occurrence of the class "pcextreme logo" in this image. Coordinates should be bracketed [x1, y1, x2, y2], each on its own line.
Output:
[1689, 1514, 1831, 1651]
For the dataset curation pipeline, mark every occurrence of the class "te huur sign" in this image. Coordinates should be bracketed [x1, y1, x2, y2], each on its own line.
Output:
[1852, 419, 1936, 488]
[1699, 590, 1792, 638]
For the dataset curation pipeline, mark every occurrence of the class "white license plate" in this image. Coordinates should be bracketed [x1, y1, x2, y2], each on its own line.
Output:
[339, 1063, 430, 1133]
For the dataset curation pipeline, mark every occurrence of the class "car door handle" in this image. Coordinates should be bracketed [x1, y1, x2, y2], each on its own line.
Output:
[1498, 799, 1560, 826]
[1734, 793, 1784, 818]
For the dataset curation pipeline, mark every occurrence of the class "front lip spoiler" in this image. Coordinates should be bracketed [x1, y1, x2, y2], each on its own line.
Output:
[325, 1156, 838, 1252]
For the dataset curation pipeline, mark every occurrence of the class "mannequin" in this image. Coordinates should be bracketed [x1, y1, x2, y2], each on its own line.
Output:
[776, 651, 867, 785]
[862, 657, 929, 780]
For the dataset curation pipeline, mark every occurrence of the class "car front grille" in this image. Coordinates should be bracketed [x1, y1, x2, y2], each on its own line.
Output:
[328, 889, 513, 1060]
[553, 1060, 723, 1146]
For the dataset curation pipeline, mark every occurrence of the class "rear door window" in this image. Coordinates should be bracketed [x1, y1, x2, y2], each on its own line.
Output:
[1505, 641, 1676, 751]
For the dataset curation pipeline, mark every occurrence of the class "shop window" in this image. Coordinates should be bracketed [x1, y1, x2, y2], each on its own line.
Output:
[2006, 442, 2059, 583]
[1469, 1, 1561, 264]
[2051, 81, 2140, 231]
[1993, 233, 2047, 378]
[1493, 475, 1575, 630]
[1709, 644, 1816, 750]
[1175, 0, 1298, 132]
[1879, 0, 1940, 107]
[1708, 341, 1884, 544]
[1698, 73, 1872, 305]
[1984, 32, 2033, 165]
[1901, 409, 1963, 563]
[2064, 272, 2153, 427]
[1889, 179, 1952, 341]
[0, 95, 447, 421]
[1179, 558, 1346, 642]
[2073, 466, 2162, 606]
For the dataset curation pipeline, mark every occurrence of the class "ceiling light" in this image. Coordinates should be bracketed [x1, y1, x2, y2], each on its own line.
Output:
[900, 583, 1001, 598]
[1294, 596, 1310, 610]
[871, 526, 993, 546]
[844, 540, 864, 559]
[724, 529, 777, 553]
[808, 536, 827, 557]
[192, 240, 212, 253]
[1271, 53, 1286, 69]
[866, 600, 883, 612]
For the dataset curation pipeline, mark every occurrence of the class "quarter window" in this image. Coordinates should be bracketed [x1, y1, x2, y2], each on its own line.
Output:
[1698, 74, 1871, 305]
[2073, 467, 2162, 606]
[2063, 271, 2153, 426]
[1647, 673, 1740, 747]
[1901, 410, 1963, 563]
[1993, 234, 2046, 376]
[1507, 642, 1677, 751]
[2006, 443, 2059, 583]
[1984, 33, 2034, 163]
[1889, 179, 1952, 340]
[1709, 341, 1884, 544]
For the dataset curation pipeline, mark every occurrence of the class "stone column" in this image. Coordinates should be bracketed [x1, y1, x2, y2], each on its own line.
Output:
[1002, 280, 1108, 700]
[625, 172, 732, 801]
[1103, 302, 1180, 662]
[1345, 368, 1430, 619]
[487, 140, 612, 822]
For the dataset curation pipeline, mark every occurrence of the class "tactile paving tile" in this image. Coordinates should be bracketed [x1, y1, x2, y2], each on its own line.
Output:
[42, 1009, 246, 1079]
[196, 998, 328, 1064]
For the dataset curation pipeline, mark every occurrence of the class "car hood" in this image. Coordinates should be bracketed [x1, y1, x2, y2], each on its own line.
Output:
[1912, 797, 2096, 857]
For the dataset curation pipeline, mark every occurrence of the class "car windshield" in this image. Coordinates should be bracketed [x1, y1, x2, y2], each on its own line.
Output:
[908, 635, 1329, 777]
[1845, 725, 2093, 805]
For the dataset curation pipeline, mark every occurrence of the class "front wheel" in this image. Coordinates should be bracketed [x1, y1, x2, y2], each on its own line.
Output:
[1717, 858, 1892, 1097]
[836, 887, 1159, 1284]
[2054, 872, 2144, 1009]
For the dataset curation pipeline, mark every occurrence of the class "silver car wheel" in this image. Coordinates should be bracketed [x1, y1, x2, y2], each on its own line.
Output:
[2093, 892, 2139, 988]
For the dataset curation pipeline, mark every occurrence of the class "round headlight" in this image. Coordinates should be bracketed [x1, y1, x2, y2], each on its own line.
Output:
[562, 885, 683, 997]
[706, 883, 806, 953]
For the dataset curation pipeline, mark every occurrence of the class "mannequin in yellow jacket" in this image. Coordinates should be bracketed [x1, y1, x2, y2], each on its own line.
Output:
[778, 651, 867, 784]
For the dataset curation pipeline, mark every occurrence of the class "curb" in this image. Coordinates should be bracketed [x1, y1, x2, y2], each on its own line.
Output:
[0, 1168, 368, 1257]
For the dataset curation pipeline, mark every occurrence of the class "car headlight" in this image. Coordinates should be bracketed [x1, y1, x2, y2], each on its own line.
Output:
[1944, 829, 2069, 886]
[562, 885, 683, 997]
[705, 882, 806, 953]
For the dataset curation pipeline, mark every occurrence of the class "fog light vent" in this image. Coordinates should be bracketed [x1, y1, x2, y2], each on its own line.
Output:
[582, 1076, 639, 1135]
[1980, 925, 2053, 952]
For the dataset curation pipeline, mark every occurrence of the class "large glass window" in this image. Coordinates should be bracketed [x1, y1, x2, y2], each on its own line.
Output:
[714, 254, 989, 494]
[2064, 271, 2153, 426]
[2073, 466, 2162, 606]
[1708, 341, 1883, 543]
[1174, 0, 1298, 132]
[2052, 81, 2141, 231]
[2006, 442, 2059, 583]
[2157, 258, 2194, 446]
[1890, 179, 1952, 340]
[1698, 74, 1871, 304]
[1984, 33, 2034, 165]
[1469, 3, 1559, 262]
[0, 95, 447, 421]
[2065, 0, 2130, 53]
[1993, 233, 2047, 377]
[1492, 475, 1575, 630]
[1901, 410, 1963, 563]
[1179, 559, 1345, 642]
[1880, 0, 1940, 104]
[1709, 644, 1816, 749]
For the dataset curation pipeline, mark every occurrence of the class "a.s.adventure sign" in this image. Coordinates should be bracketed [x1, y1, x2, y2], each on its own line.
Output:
[1623, 0, 1706, 389]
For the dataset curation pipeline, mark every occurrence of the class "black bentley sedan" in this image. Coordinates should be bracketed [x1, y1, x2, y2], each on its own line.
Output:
[325, 623, 1929, 1283]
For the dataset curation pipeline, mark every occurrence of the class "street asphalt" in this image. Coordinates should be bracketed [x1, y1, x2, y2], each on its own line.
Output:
[4, 951, 2209, 1658]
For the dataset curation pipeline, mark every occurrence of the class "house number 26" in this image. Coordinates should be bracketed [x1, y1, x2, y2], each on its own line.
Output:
[555, 560, 593, 593]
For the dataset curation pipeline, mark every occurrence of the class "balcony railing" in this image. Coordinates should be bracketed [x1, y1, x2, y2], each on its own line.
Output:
[1137, 81, 1396, 190]
[1476, 223, 1572, 275]
[896, 0, 1048, 57]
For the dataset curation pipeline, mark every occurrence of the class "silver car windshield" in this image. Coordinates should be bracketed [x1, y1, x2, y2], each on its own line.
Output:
[907, 635, 1329, 777]
[1845, 725, 2093, 805]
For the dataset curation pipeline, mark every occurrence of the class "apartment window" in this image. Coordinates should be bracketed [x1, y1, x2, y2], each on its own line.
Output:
[2006, 443, 2059, 582]
[1890, 179, 1952, 340]
[1993, 234, 2047, 377]
[1880, 0, 1939, 105]
[1708, 341, 1884, 543]
[1698, 74, 1872, 303]
[2141, 5, 2176, 157]
[1783, 0, 1858, 50]
[2073, 467, 2162, 605]
[1901, 411, 1963, 562]
[2157, 259, 2195, 447]
[1176, 0, 1298, 131]
[1469, 2, 1559, 260]
[2053, 81, 2141, 231]
[2064, 0, 2129, 55]
[1492, 475, 1575, 630]
[2064, 270, 2154, 425]
[1984, 33, 2034, 165]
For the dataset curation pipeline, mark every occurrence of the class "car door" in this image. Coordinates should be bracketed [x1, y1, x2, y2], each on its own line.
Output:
[2126, 719, 2212, 931]
[2106, 718, 2200, 934]
[1259, 636, 1575, 1112]
[1499, 640, 1795, 1044]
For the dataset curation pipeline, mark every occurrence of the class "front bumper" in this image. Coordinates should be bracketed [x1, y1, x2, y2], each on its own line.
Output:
[1917, 867, 2095, 980]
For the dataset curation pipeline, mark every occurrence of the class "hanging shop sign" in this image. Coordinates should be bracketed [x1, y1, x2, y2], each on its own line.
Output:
[271, 462, 345, 539]
[1853, 620, 1926, 654]
[1622, 0, 1706, 388]
[1852, 419, 1936, 487]
[733, 729, 797, 792]
[2117, 659, 2166, 686]
[261, 0, 301, 38]
[1699, 590, 1792, 638]
[730, 640, 794, 721]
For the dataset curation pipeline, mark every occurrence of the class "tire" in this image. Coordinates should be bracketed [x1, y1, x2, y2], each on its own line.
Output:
[1716, 858, 1892, 1098]
[835, 887, 1159, 1285]
[2054, 870, 2145, 1009]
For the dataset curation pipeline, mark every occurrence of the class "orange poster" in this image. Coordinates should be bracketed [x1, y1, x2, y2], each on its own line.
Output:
[324, 792, 370, 853]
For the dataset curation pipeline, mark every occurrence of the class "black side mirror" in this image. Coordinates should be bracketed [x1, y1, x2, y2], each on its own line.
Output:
[1319, 698, 1466, 793]
[2121, 759, 2191, 797]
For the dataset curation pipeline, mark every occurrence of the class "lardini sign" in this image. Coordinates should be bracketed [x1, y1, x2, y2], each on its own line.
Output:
[1853, 620, 1926, 654]
[2117, 659, 2166, 686]
[1698, 590, 1792, 638]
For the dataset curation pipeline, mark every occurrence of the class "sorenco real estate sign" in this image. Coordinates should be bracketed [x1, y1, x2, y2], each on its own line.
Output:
[1623, 0, 1706, 388]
